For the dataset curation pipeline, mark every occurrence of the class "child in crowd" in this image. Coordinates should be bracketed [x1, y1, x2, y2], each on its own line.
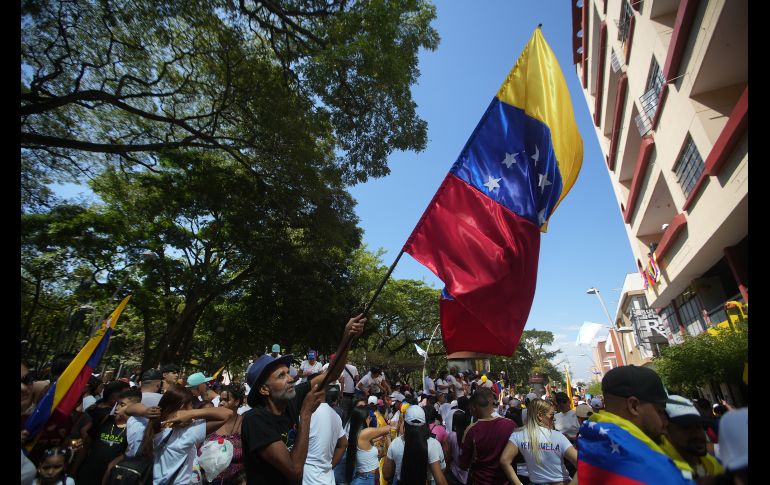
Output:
[36, 446, 75, 485]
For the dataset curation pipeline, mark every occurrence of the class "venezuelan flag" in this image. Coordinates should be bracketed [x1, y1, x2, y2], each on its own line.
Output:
[25, 296, 131, 443]
[565, 366, 575, 410]
[406, 27, 582, 355]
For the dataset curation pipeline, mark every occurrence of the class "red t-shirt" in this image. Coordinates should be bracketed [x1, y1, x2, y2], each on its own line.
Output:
[461, 416, 516, 485]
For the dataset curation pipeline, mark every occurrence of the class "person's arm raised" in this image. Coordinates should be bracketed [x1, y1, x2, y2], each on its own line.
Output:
[256, 383, 325, 481]
[311, 315, 366, 390]
[162, 406, 233, 434]
[124, 403, 161, 419]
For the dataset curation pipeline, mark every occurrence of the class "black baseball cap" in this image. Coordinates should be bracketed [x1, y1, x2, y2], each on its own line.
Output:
[602, 365, 668, 404]
[141, 369, 163, 381]
[160, 364, 180, 374]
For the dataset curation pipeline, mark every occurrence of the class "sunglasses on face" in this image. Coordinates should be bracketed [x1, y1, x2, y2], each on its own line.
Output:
[22, 373, 34, 386]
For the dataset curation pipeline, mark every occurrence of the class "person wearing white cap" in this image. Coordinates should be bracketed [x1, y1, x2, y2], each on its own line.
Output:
[660, 395, 724, 480]
[716, 407, 747, 484]
[383, 404, 448, 485]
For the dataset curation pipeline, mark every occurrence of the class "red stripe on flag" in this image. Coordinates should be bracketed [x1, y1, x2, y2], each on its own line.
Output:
[56, 366, 95, 417]
[578, 459, 649, 485]
[405, 174, 540, 356]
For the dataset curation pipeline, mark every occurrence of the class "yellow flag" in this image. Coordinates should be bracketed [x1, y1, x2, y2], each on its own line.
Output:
[565, 365, 575, 409]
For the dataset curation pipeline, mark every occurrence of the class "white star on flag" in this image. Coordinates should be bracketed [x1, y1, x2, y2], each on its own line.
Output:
[538, 173, 552, 192]
[598, 427, 609, 436]
[531, 145, 540, 164]
[483, 175, 501, 191]
[538, 208, 547, 226]
[610, 441, 621, 454]
[587, 422, 597, 429]
[501, 153, 517, 168]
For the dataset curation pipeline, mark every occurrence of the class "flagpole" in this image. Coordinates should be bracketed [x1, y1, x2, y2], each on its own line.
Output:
[421, 322, 442, 393]
[362, 249, 405, 317]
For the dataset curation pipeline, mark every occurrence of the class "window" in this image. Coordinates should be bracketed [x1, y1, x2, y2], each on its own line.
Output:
[640, 58, 665, 120]
[660, 305, 679, 336]
[617, 1, 634, 43]
[673, 135, 705, 198]
[675, 289, 706, 336]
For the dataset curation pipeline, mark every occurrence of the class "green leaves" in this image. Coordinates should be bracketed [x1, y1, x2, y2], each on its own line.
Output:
[653, 323, 748, 394]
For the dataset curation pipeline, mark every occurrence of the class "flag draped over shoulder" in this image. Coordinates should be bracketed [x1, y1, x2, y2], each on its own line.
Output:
[407, 27, 583, 356]
[25, 296, 131, 442]
[578, 414, 695, 484]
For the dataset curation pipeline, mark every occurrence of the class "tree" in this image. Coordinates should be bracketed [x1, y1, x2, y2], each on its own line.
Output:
[21, 150, 363, 368]
[653, 323, 748, 396]
[21, 0, 439, 210]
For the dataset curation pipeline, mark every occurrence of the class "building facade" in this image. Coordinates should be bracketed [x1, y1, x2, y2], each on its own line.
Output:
[571, 0, 748, 341]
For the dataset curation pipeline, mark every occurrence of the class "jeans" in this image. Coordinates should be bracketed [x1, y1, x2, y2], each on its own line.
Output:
[350, 471, 379, 485]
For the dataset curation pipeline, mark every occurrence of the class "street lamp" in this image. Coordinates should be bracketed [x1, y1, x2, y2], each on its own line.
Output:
[586, 287, 627, 366]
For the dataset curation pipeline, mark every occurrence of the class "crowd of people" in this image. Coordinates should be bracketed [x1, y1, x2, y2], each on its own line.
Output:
[21, 316, 748, 484]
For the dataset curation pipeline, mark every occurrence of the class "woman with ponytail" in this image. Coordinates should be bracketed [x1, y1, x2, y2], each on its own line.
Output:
[383, 405, 448, 485]
[499, 398, 577, 485]
[344, 407, 393, 485]
[126, 384, 232, 484]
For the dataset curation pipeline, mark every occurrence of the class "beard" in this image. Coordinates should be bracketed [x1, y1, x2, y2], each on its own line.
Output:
[271, 384, 297, 402]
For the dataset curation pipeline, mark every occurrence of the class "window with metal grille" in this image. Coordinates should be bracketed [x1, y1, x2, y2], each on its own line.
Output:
[660, 305, 679, 336]
[640, 58, 665, 120]
[617, 1, 634, 42]
[675, 289, 706, 336]
[673, 135, 705, 198]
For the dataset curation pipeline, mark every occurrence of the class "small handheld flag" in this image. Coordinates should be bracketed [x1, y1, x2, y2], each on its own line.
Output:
[25, 296, 131, 445]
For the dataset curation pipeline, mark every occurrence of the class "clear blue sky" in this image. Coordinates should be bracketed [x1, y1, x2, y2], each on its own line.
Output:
[347, 2, 637, 383]
[50, 2, 636, 383]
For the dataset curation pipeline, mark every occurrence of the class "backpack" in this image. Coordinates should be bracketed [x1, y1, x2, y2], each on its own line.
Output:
[109, 428, 178, 485]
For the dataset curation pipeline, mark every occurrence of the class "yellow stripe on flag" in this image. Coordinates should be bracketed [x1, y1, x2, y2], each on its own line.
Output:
[212, 366, 226, 381]
[52, 296, 131, 407]
[495, 27, 583, 227]
[565, 365, 575, 410]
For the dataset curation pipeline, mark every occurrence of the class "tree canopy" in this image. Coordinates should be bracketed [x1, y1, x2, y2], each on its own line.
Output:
[653, 322, 748, 395]
[21, 0, 439, 210]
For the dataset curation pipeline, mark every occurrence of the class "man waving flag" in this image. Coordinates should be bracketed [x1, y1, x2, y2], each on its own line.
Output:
[405, 27, 583, 356]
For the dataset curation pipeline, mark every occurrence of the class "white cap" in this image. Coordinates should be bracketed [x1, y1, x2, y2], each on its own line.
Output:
[718, 408, 748, 471]
[405, 404, 426, 425]
[526, 392, 538, 401]
[390, 391, 405, 402]
[450, 400, 458, 408]
[665, 395, 702, 424]
[367, 395, 378, 405]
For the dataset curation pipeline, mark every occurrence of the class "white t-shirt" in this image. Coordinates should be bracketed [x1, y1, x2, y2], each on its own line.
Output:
[358, 372, 386, 394]
[340, 364, 359, 394]
[435, 377, 448, 395]
[21, 449, 36, 485]
[439, 403, 454, 424]
[554, 410, 580, 440]
[446, 375, 463, 397]
[299, 360, 324, 383]
[508, 427, 574, 484]
[152, 420, 207, 485]
[126, 416, 148, 457]
[142, 392, 163, 407]
[82, 395, 98, 411]
[302, 403, 345, 485]
[386, 435, 445, 483]
[423, 376, 435, 395]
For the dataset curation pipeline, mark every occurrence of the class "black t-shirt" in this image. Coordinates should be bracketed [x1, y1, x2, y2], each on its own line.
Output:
[241, 381, 310, 485]
[76, 416, 127, 485]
